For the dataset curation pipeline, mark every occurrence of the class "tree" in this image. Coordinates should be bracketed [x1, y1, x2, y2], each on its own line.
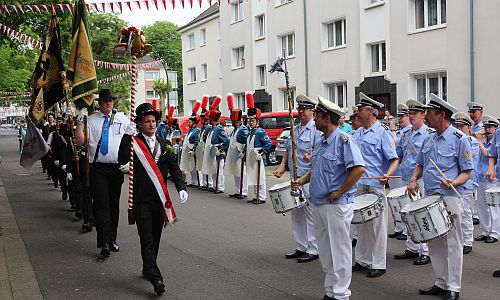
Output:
[152, 78, 173, 117]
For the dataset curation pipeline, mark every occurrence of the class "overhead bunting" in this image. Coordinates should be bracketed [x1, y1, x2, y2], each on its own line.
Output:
[98, 71, 132, 84]
[0, 23, 43, 50]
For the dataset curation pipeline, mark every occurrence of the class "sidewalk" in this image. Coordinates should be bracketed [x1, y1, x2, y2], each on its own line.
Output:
[0, 176, 43, 299]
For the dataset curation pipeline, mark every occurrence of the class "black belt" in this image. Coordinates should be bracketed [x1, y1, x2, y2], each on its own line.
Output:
[93, 162, 119, 167]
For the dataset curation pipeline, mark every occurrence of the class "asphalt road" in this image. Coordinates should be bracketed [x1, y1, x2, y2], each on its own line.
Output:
[0, 129, 499, 299]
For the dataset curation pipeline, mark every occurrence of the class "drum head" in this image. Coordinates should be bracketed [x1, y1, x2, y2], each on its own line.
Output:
[353, 194, 379, 210]
[269, 181, 291, 192]
[387, 186, 408, 198]
[400, 195, 441, 213]
[485, 187, 500, 193]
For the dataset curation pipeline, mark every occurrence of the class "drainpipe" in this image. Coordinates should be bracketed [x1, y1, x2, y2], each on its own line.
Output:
[303, 0, 309, 95]
[470, 0, 475, 101]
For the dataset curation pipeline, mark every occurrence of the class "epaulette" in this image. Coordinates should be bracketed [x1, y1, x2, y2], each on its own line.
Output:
[340, 132, 349, 143]
[382, 124, 390, 131]
[453, 130, 464, 138]
[427, 127, 436, 133]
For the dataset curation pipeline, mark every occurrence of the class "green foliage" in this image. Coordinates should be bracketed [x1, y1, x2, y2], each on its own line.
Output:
[152, 78, 173, 117]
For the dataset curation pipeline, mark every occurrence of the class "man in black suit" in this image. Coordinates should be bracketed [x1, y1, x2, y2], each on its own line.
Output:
[118, 103, 188, 296]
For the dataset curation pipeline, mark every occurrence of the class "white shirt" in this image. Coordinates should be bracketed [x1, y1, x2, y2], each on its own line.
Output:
[87, 111, 130, 164]
[142, 133, 161, 163]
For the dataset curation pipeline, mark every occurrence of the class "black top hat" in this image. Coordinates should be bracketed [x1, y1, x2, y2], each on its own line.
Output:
[135, 103, 160, 122]
[96, 89, 117, 101]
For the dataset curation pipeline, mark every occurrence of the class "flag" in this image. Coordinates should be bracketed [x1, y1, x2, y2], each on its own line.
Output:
[20, 118, 50, 169]
[29, 14, 66, 124]
[67, 0, 98, 109]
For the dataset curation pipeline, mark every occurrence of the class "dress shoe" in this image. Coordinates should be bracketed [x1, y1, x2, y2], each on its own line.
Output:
[388, 232, 402, 238]
[474, 235, 488, 241]
[251, 199, 266, 205]
[367, 269, 386, 278]
[214, 190, 224, 194]
[151, 279, 165, 295]
[285, 249, 306, 259]
[493, 269, 500, 277]
[463, 246, 472, 254]
[69, 205, 77, 212]
[413, 255, 431, 265]
[352, 262, 368, 272]
[445, 291, 459, 300]
[473, 217, 480, 225]
[237, 195, 247, 200]
[396, 234, 408, 240]
[394, 250, 419, 260]
[82, 223, 92, 232]
[200, 186, 208, 190]
[109, 241, 120, 252]
[247, 198, 255, 203]
[485, 236, 498, 243]
[323, 295, 337, 300]
[351, 238, 357, 247]
[99, 245, 111, 257]
[418, 285, 446, 295]
[229, 193, 239, 198]
[53, 181, 59, 188]
[208, 187, 215, 192]
[75, 211, 83, 219]
[62, 191, 68, 200]
[297, 253, 319, 263]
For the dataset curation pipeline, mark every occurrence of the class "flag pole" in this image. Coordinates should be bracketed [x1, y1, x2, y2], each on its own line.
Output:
[128, 54, 137, 225]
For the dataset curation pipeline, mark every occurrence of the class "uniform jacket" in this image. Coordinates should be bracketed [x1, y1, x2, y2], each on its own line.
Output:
[211, 124, 230, 159]
[248, 127, 272, 154]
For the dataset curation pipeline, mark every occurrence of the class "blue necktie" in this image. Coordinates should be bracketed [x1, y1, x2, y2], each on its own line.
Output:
[100, 115, 110, 156]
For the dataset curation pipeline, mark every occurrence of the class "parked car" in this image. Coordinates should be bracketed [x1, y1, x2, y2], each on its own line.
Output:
[275, 127, 291, 164]
[257, 112, 298, 165]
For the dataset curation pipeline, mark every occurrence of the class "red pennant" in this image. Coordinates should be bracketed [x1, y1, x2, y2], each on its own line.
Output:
[199, 0, 202, 8]
[93, 3, 99, 11]
[67, 4, 73, 14]
[85, 4, 90, 12]
[180, 0, 185, 8]
[153, 0, 158, 10]
[52, 4, 57, 13]
[161, 0, 167, 9]
[189, 0, 193, 8]
[102, 3, 106, 12]
[126, 2, 132, 11]
[117, 2, 123, 13]
[144, 0, 149, 10]
[58, 4, 64, 13]
[109, 2, 114, 13]
[136, 1, 141, 9]
[209, 0, 212, 7]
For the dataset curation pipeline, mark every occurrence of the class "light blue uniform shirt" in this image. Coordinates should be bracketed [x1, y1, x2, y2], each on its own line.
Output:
[488, 129, 500, 180]
[473, 121, 483, 133]
[284, 119, 323, 177]
[309, 128, 365, 206]
[396, 124, 433, 182]
[463, 136, 480, 190]
[352, 120, 398, 189]
[393, 124, 412, 177]
[478, 138, 492, 182]
[417, 126, 474, 196]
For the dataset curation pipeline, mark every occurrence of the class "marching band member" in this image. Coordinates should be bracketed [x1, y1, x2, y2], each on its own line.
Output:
[349, 107, 361, 248]
[166, 105, 181, 142]
[393, 100, 431, 265]
[467, 102, 485, 225]
[474, 115, 500, 244]
[224, 93, 249, 199]
[180, 102, 202, 187]
[207, 96, 230, 194]
[351, 93, 399, 278]
[197, 95, 213, 191]
[292, 96, 365, 300]
[407, 94, 473, 300]
[118, 102, 188, 295]
[245, 91, 272, 204]
[50, 116, 69, 201]
[274, 95, 321, 263]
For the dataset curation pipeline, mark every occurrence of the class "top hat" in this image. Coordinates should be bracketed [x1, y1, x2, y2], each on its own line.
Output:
[135, 103, 160, 122]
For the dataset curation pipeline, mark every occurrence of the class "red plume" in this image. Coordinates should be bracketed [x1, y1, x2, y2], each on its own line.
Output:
[211, 95, 222, 110]
[168, 105, 175, 118]
[192, 102, 201, 114]
[226, 93, 235, 111]
[201, 95, 209, 109]
[245, 91, 255, 109]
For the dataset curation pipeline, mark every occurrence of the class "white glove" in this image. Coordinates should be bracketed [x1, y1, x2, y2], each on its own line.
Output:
[119, 162, 130, 173]
[188, 150, 194, 155]
[125, 122, 137, 135]
[179, 190, 189, 204]
[66, 173, 73, 181]
[253, 148, 263, 161]
[54, 160, 60, 167]
[76, 108, 88, 124]
[61, 165, 66, 172]
[237, 152, 245, 159]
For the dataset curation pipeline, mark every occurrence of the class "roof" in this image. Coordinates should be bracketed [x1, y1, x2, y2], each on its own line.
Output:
[178, 4, 220, 33]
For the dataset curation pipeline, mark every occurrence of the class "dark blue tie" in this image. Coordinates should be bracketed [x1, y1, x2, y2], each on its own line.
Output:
[100, 115, 110, 156]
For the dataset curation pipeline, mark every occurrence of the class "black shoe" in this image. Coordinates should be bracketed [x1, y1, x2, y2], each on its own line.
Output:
[214, 190, 224, 194]
[485, 236, 498, 243]
[247, 198, 256, 203]
[394, 250, 419, 260]
[53, 181, 58, 188]
[445, 291, 459, 300]
[46, 175, 51, 180]
[413, 255, 431, 265]
[396, 234, 408, 240]
[473, 217, 480, 225]
[200, 186, 208, 190]
[388, 232, 402, 238]
[62, 191, 68, 200]
[82, 223, 92, 232]
[208, 187, 215, 192]
[475, 235, 488, 241]
[75, 211, 83, 219]
[418, 285, 446, 295]
[352, 262, 368, 272]
[109, 241, 120, 252]
[351, 238, 357, 247]
[99, 245, 111, 257]
[69, 205, 77, 212]
[297, 253, 319, 263]
[229, 193, 239, 198]
[463, 246, 472, 254]
[237, 195, 247, 200]
[323, 295, 336, 300]
[285, 249, 306, 259]
[493, 269, 500, 277]
[151, 279, 165, 295]
[367, 269, 386, 278]
[251, 199, 266, 205]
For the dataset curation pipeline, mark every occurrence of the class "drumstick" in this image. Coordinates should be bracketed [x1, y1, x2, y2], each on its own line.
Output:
[428, 157, 462, 199]
[361, 175, 402, 179]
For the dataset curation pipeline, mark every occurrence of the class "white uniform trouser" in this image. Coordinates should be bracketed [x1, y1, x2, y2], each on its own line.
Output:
[429, 196, 464, 292]
[200, 172, 213, 188]
[389, 177, 405, 233]
[291, 184, 318, 255]
[462, 190, 475, 247]
[313, 203, 353, 300]
[233, 175, 248, 196]
[251, 178, 267, 201]
[187, 171, 199, 186]
[476, 181, 500, 238]
[355, 185, 387, 270]
[211, 158, 225, 192]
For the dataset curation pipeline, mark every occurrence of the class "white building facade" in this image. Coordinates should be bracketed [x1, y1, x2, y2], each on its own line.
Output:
[180, 0, 500, 117]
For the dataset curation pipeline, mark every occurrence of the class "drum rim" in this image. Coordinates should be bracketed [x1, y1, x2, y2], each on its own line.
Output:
[269, 181, 292, 192]
[400, 195, 442, 214]
[386, 186, 409, 198]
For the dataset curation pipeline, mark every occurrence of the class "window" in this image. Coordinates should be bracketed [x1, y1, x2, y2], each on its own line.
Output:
[276, 0, 293, 6]
[201, 64, 207, 81]
[325, 82, 347, 109]
[260, 116, 299, 129]
[256, 15, 265, 39]
[280, 33, 295, 58]
[325, 18, 346, 49]
[146, 90, 160, 99]
[145, 71, 159, 81]
[282, 87, 296, 111]
[232, 0, 244, 23]
[187, 33, 195, 50]
[414, 72, 447, 103]
[200, 28, 206, 46]
[257, 65, 267, 87]
[232, 46, 245, 69]
[235, 93, 246, 112]
[415, 0, 447, 30]
[187, 67, 196, 83]
[371, 42, 386, 73]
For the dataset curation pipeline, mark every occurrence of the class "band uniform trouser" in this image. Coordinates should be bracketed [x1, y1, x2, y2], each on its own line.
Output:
[476, 181, 500, 239]
[461, 190, 475, 247]
[291, 184, 318, 255]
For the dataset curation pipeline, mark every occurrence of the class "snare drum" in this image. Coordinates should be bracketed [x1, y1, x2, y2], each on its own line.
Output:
[269, 182, 306, 214]
[400, 195, 453, 243]
[352, 193, 384, 224]
[386, 187, 421, 222]
[485, 187, 500, 207]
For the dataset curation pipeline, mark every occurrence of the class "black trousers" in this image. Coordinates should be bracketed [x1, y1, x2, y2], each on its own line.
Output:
[135, 198, 164, 281]
[58, 167, 67, 193]
[91, 163, 124, 248]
